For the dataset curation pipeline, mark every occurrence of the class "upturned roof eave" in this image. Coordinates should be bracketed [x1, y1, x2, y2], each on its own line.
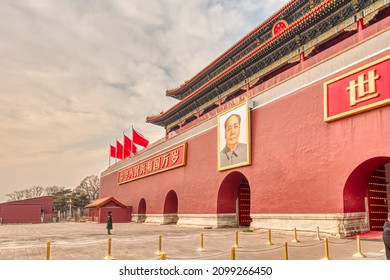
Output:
[147, 0, 334, 125]
[164, 0, 297, 98]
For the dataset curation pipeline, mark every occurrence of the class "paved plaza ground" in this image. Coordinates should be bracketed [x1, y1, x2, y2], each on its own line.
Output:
[0, 222, 386, 260]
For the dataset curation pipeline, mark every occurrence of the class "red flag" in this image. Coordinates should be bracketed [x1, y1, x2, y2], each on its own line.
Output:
[123, 134, 131, 158]
[132, 128, 149, 148]
[131, 141, 138, 154]
[110, 145, 116, 158]
[116, 140, 124, 159]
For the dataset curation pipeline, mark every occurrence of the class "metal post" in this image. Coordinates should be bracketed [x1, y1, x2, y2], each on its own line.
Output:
[46, 240, 51, 260]
[266, 229, 274, 245]
[104, 237, 114, 260]
[233, 231, 239, 248]
[314, 226, 322, 240]
[230, 246, 236, 260]
[197, 232, 205, 252]
[155, 235, 164, 256]
[336, 224, 341, 239]
[352, 235, 366, 258]
[284, 242, 288, 260]
[321, 238, 331, 260]
[292, 227, 300, 243]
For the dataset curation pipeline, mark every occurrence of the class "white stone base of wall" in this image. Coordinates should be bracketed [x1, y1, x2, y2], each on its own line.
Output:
[176, 213, 237, 228]
[137, 212, 368, 236]
[131, 214, 146, 223]
[143, 214, 179, 225]
[250, 212, 368, 237]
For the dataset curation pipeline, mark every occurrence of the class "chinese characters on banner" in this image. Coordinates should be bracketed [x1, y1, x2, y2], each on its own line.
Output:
[324, 55, 390, 122]
[118, 143, 187, 184]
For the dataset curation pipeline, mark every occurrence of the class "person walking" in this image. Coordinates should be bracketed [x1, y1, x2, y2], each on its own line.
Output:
[106, 212, 113, 235]
[383, 213, 390, 260]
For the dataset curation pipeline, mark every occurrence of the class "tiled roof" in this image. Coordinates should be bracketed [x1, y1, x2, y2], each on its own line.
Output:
[85, 196, 127, 208]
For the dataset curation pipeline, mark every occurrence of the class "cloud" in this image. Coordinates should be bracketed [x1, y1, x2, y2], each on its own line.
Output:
[0, 0, 289, 201]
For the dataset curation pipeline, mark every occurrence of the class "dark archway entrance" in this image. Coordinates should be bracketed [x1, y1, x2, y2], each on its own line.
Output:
[138, 198, 146, 223]
[163, 190, 178, 224]
[344, 157, 390, 231]
[218, 171, 251, 227]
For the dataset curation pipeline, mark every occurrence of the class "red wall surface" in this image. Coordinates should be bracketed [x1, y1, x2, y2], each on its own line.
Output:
[0, 196, 54, 223]
[3, 196, 54, 214]
[0, 204, 41, 224]
[100, 18, 390, 218]
[99, 205, 132, 224]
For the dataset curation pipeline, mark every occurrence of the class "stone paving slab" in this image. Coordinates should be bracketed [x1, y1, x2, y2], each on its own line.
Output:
[0, 222, 386, 260]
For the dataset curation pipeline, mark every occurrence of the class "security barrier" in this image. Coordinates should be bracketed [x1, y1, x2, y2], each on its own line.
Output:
[0, 224, 385, 260]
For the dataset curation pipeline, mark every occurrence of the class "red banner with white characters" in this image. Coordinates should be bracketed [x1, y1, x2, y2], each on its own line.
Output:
[118, 143, 187, 184]
[324, 55, 390, 122]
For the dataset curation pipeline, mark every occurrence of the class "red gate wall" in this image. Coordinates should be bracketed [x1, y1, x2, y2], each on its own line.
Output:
[100, 17, 390, 220]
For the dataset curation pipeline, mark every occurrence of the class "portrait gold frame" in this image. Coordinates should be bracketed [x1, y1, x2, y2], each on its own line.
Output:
[217, 101, 251, 171]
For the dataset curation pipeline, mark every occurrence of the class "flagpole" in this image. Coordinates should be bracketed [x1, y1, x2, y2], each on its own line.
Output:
[115, 138, 117, 163]
[131, 125, 134, 156]
[109, 143, 111, 167]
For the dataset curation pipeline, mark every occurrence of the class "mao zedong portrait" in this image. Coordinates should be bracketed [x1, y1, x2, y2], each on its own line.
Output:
[220, 113, 248, 168]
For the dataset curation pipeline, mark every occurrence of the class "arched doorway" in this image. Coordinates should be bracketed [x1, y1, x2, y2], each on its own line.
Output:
[138, 198, 146, 223]
[217, 171, 252, 227]
[344, 157, 390, 231]
[163, 190, 178, 224]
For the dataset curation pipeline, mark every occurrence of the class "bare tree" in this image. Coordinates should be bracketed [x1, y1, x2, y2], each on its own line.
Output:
[75, 175, 100, 201]
[5, 175, 100, 204]
[30, 186, 45, 197]
[44, 185, 66, 196]
[6, 188, 36, 201]
[5, 193, 17, 201]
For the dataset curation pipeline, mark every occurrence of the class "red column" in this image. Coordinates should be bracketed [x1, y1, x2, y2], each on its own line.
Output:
[357, 18, 364, 32]
[300, 51, 305, 63]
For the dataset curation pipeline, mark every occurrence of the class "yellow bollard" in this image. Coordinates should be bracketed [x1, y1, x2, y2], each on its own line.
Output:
[104, 237, 115, 260]
[197, 232, 205, 252]
[46, 240, 51, 260]
[291, 227, 300, 243]
[266, 229, 274, 245]
[283, 242, 288, 260]
[352, 235, 367, 258]
[155, 235, 164, 256]
[314, 226, 322, 241]
[321, 238, 331, 260]
[335, 224, 341, 239]
[232, 231, 239, 248]
[230, 246, 236, 260]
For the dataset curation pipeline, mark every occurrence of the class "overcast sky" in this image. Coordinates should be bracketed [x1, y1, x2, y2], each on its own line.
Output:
[0, 0, 289, 202]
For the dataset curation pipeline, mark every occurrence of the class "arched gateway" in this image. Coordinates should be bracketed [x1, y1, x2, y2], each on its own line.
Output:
[217, 171, 252, 227]
[163, 190, 179, 225]
[344, 157, 390, 232]
[137, 198, 146, 223]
